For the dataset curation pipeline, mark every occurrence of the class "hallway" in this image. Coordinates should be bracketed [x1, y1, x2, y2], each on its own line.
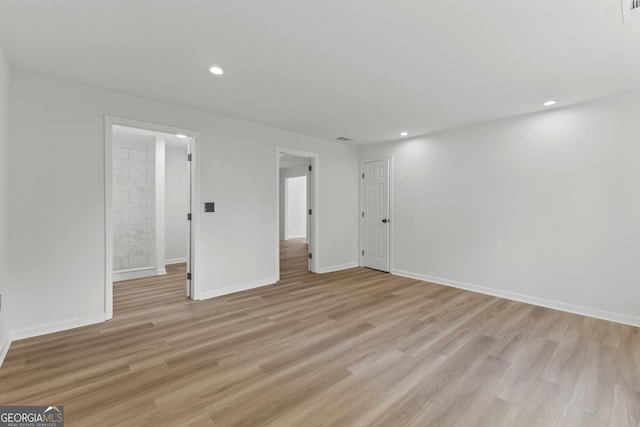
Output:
[279, 237, 309, 280]
[113, 262, 188, 320]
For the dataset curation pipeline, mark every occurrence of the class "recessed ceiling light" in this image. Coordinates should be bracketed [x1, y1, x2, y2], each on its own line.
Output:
[209, 66, 224, 76]
[543, 100, 557, 106]
[176, 134, 187, 138]
[400, 131, 408, 137]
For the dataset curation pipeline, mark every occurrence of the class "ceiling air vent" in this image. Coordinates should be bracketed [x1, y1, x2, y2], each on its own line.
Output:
[336, 136, 352, 142]
[622, 0, 640, 22]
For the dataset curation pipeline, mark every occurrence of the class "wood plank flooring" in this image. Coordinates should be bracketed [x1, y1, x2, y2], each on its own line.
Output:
[1, 239, 640, 426]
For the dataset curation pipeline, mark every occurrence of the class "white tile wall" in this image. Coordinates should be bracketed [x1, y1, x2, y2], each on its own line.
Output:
[112, 136, 156, 273]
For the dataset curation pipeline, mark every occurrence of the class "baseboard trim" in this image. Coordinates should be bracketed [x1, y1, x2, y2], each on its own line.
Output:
[113, 266, 154, 274]
[285, 235, 307, 240]
[10, 314, 106, 342]
[113, 268, 156, 281]
[165, 258, 187, 265]
[316, 262, 359, 274]
[196, 277, 277, 301]
[391, 269, 640, 328]
[0, 336, 11, 368]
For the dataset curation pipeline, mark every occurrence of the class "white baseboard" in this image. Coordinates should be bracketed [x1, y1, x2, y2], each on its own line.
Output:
[113, 268, 156, 281]
[285, 235, 307, 240]
[10, 313, 106, 341]
[316, 262, 359, 274]
[0, 335, 10, 368]
[113, 266, 154, 274]
[156, 268, 167, 275]
[196, 277, 277, 301]
[165, 258, 187, 265]
[391, 269, 640, 328]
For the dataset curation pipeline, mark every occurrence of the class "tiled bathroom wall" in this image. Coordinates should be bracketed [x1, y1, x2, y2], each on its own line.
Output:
[112, 135, 156, 277]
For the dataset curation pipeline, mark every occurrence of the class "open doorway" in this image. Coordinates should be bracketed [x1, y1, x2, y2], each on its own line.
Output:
[105, 116, 198, 320]
[276, 148, 319, 279]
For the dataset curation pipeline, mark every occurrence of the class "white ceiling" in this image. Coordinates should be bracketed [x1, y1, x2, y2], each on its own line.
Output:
[1, 1, 639, 144]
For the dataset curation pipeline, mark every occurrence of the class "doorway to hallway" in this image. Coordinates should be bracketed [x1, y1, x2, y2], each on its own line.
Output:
[105, 116, 199, 320]
[276, 148, 319, 278]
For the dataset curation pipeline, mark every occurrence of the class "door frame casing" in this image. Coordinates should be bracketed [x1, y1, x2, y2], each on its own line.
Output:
[360, 157, 393, 272]
[276, 147, 319, 278]
[104, 115, 200, 320]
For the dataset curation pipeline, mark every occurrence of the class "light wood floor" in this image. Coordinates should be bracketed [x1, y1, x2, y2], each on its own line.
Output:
[1, 240, 640, 426]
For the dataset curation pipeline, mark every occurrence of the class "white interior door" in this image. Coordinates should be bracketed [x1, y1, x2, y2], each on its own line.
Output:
[362, 159, 390, 272]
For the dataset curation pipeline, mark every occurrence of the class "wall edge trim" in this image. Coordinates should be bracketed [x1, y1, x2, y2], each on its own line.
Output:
[10, 314, 106, 342]
[0, 336, 11, 368]
[391, 269, 640, 328]
[196, 277, 277, 301]
[317, 262, 359, 274]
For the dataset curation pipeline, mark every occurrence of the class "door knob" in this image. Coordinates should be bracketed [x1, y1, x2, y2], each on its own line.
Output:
[382, 219, 388, 223]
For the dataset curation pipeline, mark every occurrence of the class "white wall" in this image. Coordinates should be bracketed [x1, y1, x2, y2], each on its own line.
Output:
[286, 176, 307, 239]
[112, 132, 156, 272]
[165, 143, 189, 263]
[360, 91, 640, 326]
[279, 165, 308, 240]
[0, 48, 10, 360]
[8, 70, 359, 337]
[154, 137, 166, 276]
